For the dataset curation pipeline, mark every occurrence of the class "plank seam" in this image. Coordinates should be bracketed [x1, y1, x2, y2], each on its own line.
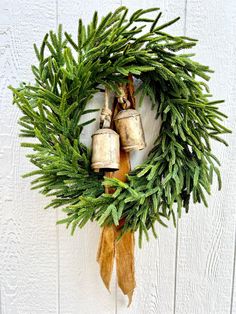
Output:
[56, 0, 59, 28]
[117, 5, 122, 314]
[173, 220, 179, 314]
[0, 286, 2, 314]
[230, 223, 236, 314]
[55, 1, 60, 314]
[56, 214, 61, 314]
[173, 2, 188, 313]
[183, 0, 188, 36]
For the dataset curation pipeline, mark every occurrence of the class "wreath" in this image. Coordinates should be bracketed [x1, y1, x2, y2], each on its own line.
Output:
[10, 7, 230, 245]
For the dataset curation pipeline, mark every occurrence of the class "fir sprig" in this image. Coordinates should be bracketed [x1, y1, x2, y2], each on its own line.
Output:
[9, 7, 231, 246]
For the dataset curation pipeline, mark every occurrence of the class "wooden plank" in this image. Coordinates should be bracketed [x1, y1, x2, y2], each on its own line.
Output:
[230, 229, 236, 314]
[57, 2, 121, 313]
[1, 1, 235, 313]
[116, 1, 186, 313]
[0, 1, 58, 313]
[175, 1, 236, 313]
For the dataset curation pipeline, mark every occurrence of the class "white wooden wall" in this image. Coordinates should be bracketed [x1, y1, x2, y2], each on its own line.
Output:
[0, 1, 235, 313]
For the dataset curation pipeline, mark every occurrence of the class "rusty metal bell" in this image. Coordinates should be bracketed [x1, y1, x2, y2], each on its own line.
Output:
[114, 109, 146, 152]
[91, 128, 120, 172]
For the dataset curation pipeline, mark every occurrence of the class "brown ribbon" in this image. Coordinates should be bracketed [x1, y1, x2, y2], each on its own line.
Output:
[97, 77, 136, 306]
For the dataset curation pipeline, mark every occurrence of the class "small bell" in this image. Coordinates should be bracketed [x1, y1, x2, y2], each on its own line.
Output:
[91, 128, 120, 172]
[114, 109, 146, 152]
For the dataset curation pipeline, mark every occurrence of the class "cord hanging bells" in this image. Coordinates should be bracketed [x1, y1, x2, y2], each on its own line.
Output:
[114, 93, 146, 152]
[91, 89, 120, 172]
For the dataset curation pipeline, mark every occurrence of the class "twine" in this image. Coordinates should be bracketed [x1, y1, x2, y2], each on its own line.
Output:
[100, 88, 112, 128]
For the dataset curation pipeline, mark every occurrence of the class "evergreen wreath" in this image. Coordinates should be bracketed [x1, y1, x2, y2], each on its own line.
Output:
[10, 7, 231, 246]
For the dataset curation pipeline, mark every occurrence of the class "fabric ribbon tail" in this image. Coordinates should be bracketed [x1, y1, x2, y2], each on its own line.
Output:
[115, 230, 136, 306]
[97, 226, 115, 292]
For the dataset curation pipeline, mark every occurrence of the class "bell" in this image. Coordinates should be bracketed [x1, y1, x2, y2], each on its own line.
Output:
[114, 109, 146, 152]
[91, 128, 120, 172]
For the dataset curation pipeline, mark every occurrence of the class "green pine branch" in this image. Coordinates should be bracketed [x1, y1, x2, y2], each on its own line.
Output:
[9, 6, 231, 246]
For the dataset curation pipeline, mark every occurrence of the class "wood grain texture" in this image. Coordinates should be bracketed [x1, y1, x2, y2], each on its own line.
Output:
[175, 1, 236, 314]
[0, 1, 58, 313]
[0, 1, 236, 313]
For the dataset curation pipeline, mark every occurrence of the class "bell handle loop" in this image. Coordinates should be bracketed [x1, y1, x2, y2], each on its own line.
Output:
[122, 98, 131, 110]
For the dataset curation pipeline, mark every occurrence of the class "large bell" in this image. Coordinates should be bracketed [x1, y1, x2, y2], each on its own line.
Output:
[91, 128, 120, 172]
[114, 109, 146, 152]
